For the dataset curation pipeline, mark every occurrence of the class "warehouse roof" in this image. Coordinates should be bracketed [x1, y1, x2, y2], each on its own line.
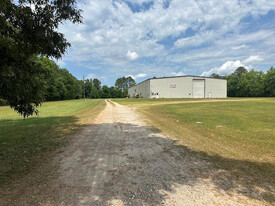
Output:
[130, 75, 227, 88]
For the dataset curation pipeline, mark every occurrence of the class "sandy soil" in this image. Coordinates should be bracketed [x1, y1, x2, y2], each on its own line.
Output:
[0, 100, 265, 205]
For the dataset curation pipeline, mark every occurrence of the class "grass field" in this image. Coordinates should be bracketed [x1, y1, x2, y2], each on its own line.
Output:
[113, 98, 275, 202]
[114, 98, 205, 105]
[114, 98, 275, 163]
[0, 99, 105, 186]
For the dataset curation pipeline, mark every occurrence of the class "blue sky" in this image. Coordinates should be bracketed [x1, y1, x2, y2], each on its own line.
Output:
[57, 0, 275, 86]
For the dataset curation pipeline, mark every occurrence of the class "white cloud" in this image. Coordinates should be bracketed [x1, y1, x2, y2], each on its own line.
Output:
[135, 73, 147, 78]
[60, 0, 275, 64]
[71, 33, 86, 44]
[57, 0, 275, 83]
[56, 59, 66, 67]
[128, 73, 147, 79]
[86, 73, 95, 79]
[243, 55, 264, 64]
[175, 30, 214, 48]
[85, 73, 107, 82]
[231, 44, 247, 50]
[170, 71, 185, 76]
[201, 60, 244, 76]
[201, 55, 264, 76]
[126, 50, 139, 61]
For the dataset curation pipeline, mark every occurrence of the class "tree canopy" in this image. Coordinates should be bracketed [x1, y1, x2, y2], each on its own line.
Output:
[115, 76, 136, 90]
[212, 66, 275, 97]
[29, 58, 129, 101]
[0, 0, 82, 117]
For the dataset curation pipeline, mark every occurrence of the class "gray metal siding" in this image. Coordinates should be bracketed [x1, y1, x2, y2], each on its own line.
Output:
[205, 78, 227, 98]
[150, 77, 193, 98]
[192, 79, 205, 98]
[129, 76, 227, 98]
[128, 80, 150, 98]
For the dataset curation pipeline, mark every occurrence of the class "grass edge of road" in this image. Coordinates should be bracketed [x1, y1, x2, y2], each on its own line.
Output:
[113, 98, 275, 204]
[0, 99, 106, 187]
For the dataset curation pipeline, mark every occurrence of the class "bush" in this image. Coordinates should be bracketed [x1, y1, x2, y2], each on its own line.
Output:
[0, 99, 8, 106]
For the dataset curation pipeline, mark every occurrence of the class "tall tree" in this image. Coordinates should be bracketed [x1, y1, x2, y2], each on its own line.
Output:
[210, 73, 223, 79]
[92, 79, 101, 90]
[90, 86, 99, 99]
[264, 67, 275, 97]
[115, 76, 136, 90]
[38, 57, 82, 101]
[126, 76, 136, 88]
[102, 85, 110, 98]
[0, 0, 82, 117]
[237, 70, 264, 97]
[225, 67, 275, 97]
[233, 66, 247, 76]
[84, 79, 93, 98]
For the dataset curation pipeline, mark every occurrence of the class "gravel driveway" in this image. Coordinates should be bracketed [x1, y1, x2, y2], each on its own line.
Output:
[0, 100, 264, 205]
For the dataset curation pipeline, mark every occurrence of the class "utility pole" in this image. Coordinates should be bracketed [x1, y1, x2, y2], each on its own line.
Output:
[83, 75, 86, 100]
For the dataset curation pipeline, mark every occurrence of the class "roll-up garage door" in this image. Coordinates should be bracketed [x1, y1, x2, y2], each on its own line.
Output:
[193, 79, 205, 98]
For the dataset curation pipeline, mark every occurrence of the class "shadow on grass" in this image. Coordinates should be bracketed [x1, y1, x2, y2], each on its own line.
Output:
[1, 122, 274, 205]
[0, 116, 84, 187]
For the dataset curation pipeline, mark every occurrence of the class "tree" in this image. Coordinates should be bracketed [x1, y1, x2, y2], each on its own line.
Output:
[264, 67, 275, 97]
[210, 73, 223, 79]
[126, 76, 136, 88]
[102, 85, 110, 98]
[233, 66, 247, 76]
[115, 77, 125, 90]
[89, 86, 99, 99]
[38, 57, 82, 101]
[224, 66, 275, 97]
[84, 79, 93, 98]
[115, 76, 136, 90]
[236, 70, 264, 97]
[225, 67, 248, 97]
[225, 74, 239, 97]
[92, 79, 101, 90]
[109, 86, 123, 98]
[0, 0, 82, 117]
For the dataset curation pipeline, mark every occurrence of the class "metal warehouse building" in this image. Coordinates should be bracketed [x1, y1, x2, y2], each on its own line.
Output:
[128, 76, 227, 98]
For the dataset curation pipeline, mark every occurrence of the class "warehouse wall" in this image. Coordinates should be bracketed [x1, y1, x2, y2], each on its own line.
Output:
[128, 80, 150, 98]
[129, 76, 227, 98]
[205, 78, 227, 98]
[150, 77, 193, 98]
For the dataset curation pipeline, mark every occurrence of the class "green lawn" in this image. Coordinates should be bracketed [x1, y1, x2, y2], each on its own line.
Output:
[114, 98, 275, 163]
[0, 99, 105, 186]
[146, 100, 275, 163]
[113, 98, 275, 203]
[113, 98, 203, 105]
[113, 97, 269, 106]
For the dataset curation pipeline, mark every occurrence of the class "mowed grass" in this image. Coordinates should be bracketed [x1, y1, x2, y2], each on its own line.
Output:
[114, 98, 207, 105]
[144, 100, 275, 163]
[0, 99, 105, 186]
[114, 98, 275, 163]
[114, 98, 275, 203]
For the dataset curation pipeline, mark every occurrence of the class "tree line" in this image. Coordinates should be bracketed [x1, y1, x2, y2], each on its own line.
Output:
[0, 0, 82, 117]
[40, 57, 135, 100]
[210, 66, 275, 97]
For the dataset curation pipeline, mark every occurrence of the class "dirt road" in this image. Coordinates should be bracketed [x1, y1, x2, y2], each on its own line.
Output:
[1, 100, 264, 205]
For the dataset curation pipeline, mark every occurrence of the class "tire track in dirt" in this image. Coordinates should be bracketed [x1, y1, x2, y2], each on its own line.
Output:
[0, 100, 264, 205]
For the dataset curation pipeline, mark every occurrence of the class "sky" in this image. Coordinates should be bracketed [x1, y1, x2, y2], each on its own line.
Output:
[57, 0, 275, 86]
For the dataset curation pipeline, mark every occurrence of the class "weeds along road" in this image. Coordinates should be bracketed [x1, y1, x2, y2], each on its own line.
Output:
[1, 100, 264, 206]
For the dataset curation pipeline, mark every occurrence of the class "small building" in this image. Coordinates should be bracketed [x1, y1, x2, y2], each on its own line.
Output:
[128, 75, 227, 98]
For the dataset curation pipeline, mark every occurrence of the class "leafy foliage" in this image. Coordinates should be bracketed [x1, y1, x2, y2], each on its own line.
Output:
[115, 76, 136, 90]
[212, 67, 275, 97]
[38, 57, 82, 101]
[264, 67, 275, 97]
[0, 0, 82, 117]
[23, 57, 129, 102]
